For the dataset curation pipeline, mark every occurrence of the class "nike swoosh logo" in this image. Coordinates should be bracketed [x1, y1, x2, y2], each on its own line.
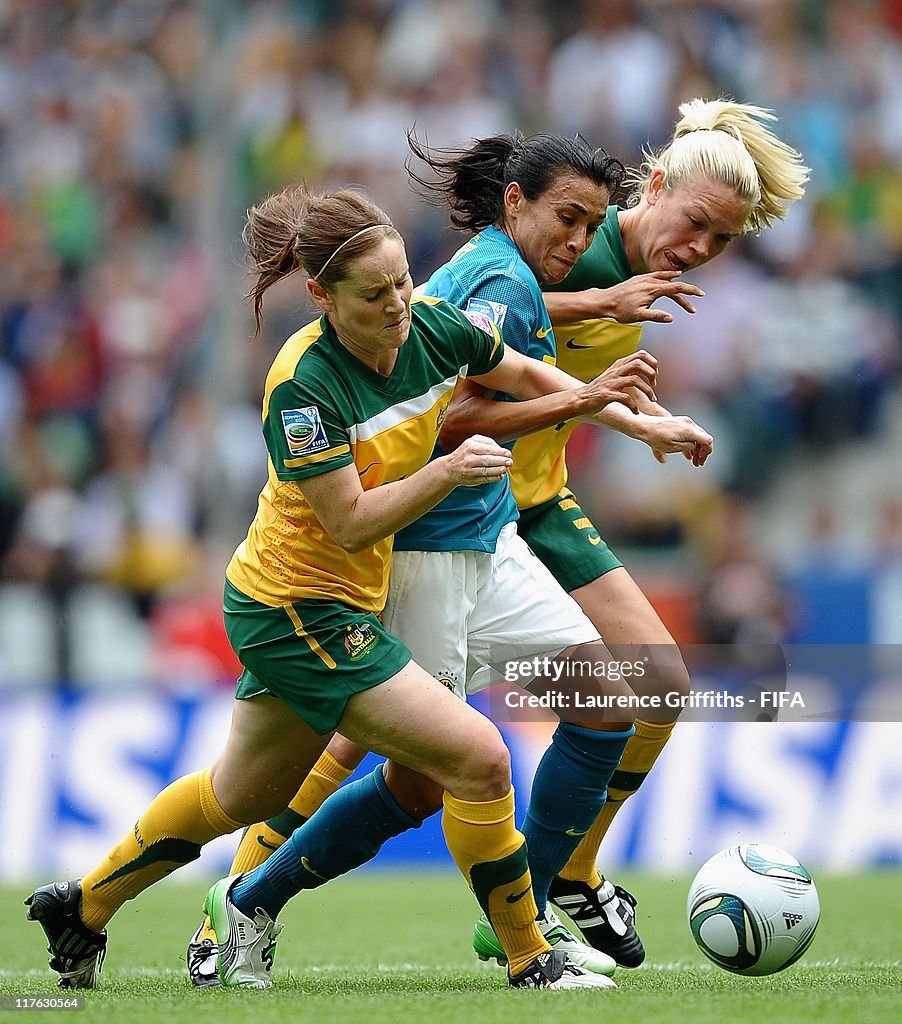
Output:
[565, 338, 593, 350]
[256, 836, 279, 851]
[536, 326, 552, 338]
[565, 827, 589, 837]
[91, 837, 203, 888]
[301, 855, 327, 880]
[506, 886, 532, 904]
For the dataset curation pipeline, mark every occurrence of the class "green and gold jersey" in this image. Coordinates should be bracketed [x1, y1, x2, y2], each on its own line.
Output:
[226, 295, 503, 612]
[511, 206, 642, 510]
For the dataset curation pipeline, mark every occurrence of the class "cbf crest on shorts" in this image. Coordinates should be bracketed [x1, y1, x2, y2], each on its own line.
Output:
[281, 406, 329, 456]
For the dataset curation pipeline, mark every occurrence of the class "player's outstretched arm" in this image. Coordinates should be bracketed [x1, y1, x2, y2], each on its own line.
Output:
[440, 347, 658, 450]
[544, 272, 704, 325]
[589, 399, 714, 467]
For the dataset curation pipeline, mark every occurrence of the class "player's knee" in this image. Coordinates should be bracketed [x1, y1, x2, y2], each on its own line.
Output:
[626, 646, 690, 724]
[452, 722, 511, 800]
[214, 779, 298, 825]
[556, 640, 639, 727]
[327, 733, 369, 770]
[210, 758, 307, 823]
[652, 647, 691, 702]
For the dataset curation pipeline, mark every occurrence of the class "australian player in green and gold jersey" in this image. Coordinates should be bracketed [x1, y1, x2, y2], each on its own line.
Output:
[27, 182, 657, 992]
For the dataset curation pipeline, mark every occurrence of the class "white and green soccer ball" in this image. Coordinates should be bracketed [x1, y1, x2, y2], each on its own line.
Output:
[687, 843, 819, 976]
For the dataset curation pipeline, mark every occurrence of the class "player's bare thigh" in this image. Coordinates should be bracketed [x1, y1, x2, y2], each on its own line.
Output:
[338, 659, 510, 802]
[211, 695, 330, 822]
[571, 566, 690, 722]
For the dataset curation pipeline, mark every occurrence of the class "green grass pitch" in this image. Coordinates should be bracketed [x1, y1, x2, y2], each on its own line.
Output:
[2, 870, 900, 1024]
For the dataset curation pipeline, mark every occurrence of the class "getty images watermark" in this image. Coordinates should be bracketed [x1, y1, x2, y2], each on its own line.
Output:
[501, 656, 799, 713]
[484, 644, 902, 723]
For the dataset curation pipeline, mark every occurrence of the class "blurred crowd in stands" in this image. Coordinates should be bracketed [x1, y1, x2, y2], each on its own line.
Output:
[1, 0, 901, 688]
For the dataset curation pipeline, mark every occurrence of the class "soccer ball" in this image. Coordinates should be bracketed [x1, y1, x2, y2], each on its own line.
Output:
[687, 843, 819, 976]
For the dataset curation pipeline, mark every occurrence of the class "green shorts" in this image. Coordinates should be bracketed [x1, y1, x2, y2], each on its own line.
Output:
[517, 488, 622, 593]
[224, 580, 412, 735]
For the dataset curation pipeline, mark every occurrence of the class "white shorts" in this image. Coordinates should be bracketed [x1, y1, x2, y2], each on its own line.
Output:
[383, 522, 599, 698]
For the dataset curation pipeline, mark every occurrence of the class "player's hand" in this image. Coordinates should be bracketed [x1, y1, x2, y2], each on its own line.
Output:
[442, 434, 513, 486]
[602, 272, 705, 324]
[642, 415, 714, 466]
[579, 350, 658, 414]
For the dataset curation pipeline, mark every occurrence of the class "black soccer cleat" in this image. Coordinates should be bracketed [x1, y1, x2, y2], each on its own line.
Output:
[25, 880, 107, 989]
[549, 875, 646, 968]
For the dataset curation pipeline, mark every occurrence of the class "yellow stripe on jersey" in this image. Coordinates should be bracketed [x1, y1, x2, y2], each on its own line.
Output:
[349, 375, 459, 443]
[284, 604, 338, 669]
[489, 331, 502, 363]
[283, 443, 351, 469]
[510, 317, 643, 511]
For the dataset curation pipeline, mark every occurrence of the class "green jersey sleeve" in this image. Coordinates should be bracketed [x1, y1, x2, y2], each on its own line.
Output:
[263, 377, 355, 481]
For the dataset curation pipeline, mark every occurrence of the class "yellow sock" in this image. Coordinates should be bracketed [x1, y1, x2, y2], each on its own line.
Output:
[442, 789, 547, 975]
[80, 768, 242, 932]
[560, 720, 676, 885]
[229, 749, 353, 874]
[289, 748, 354, 818]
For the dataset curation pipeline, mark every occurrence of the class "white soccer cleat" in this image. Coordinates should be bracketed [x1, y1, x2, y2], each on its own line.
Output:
[536, 907, 617, 976]
[508, 949, 617, 989]
[186, 920, 222, 989]
[203, 875, 283, 988]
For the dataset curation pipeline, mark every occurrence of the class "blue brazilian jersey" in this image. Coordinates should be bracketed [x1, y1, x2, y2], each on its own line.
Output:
[394, 226, 556, 552]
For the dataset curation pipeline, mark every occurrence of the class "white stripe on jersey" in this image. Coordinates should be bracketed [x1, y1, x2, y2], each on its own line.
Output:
[347, 373, 460, 443]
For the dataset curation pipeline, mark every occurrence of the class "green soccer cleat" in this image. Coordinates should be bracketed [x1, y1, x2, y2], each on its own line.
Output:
[473, 907, 617, 976]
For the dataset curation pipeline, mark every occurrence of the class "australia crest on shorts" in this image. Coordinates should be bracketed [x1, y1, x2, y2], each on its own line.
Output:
[344, 622, 379, 659]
